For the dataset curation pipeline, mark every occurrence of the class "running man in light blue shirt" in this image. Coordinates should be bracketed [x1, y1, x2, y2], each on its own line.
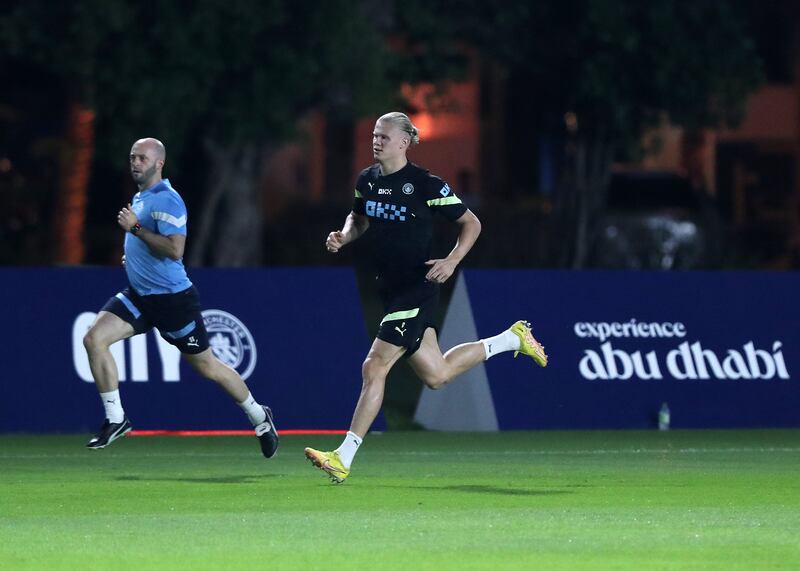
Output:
[123, 176, 191, 295]
[82, 138, 278, 457]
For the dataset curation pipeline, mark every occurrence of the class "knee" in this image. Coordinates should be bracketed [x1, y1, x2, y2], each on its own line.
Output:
[420, 369, 452, 390]
[361, 358, 388, 389]
[83, 328, 105, 353]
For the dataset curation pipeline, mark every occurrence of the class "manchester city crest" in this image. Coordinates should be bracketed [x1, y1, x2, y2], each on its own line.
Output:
[402, 183, 414, 195]
[202, 309, 257, 380]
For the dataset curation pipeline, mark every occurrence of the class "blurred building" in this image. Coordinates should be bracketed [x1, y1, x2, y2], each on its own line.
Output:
[260, 0, 800, 270]
[620, 1, 800, 269]
[260, 81, 481, 210]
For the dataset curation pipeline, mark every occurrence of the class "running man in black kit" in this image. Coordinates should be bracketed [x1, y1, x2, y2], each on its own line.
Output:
[305, 112, 547, 483]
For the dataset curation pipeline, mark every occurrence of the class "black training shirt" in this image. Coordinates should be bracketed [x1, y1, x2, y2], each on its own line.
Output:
[353, 162, 468, 287]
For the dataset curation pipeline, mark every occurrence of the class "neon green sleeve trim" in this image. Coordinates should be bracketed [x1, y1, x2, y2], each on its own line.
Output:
[426, 196, 462, 207]
[379, 308, 420, 324]
[355, 189, 363, 199]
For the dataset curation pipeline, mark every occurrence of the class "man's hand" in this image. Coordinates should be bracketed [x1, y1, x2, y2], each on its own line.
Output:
[326, 230, 346, 253]
[117, 203, 139, 232]
[425, 258, 458, 283]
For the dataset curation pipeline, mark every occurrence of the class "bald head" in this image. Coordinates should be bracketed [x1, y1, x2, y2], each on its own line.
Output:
[130, 137, 166, 189]
[134, 137, 166, 161]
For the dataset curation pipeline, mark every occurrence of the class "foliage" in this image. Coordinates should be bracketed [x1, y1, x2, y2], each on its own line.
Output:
[0, 0, 767, 267]
[2, 0, 763, 182]
[436, 0, 764, 144]
[0, 0, 398, 165]
[400, 0, 764, 267]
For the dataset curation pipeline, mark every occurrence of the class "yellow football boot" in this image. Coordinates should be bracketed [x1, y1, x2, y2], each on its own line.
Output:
[304, 447, 350, 483]
[510, 320, 548, 367]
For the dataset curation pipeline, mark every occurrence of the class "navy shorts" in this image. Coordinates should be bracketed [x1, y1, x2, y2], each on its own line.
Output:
[376, 280, 439, 356]
[101, 285, 209, 354]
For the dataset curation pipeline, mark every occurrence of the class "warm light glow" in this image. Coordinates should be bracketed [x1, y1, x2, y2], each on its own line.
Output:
[564, 111, 578, 133]
[399, 81, 477, 141]
[410, 111, 434, 139]
[54, 103, 95, 264]
[402, 82, 437, 139]
[353, 79, 479, 186]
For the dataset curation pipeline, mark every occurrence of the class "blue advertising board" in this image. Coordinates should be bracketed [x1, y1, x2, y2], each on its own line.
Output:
[465, 270, 800, 429]
[2, 267, 798, 432]
[0, 267, 380, 433]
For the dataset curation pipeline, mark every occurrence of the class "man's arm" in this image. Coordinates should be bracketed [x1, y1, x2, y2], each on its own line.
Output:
[424, 209, 482, 283]
[133, 229, 185, 260]
[118, 204, 185, 260]
[326, 212, 369, 253]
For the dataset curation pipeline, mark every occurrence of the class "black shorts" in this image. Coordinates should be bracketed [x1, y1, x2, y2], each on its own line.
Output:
[101, 285, 210, 354]
[376, 280, 439, 356]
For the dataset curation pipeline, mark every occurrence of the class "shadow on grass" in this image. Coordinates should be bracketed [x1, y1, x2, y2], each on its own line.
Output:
[444, 485, 571, 496]
[116, 474, 279, 484]
[392, 484, 572, 496]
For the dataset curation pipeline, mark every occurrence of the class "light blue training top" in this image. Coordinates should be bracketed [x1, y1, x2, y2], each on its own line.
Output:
[124, 178, 192, 295]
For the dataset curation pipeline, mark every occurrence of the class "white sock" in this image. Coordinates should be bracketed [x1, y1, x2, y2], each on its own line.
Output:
[335, 431, 363, 468]
[238, 392, 267, 426]
[480, 329, 520, 360]
[100, 390, 125, 424]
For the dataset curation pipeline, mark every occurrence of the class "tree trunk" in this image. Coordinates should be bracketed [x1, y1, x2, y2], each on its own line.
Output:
[556, 133, 614, 268]
[188, 143, 267, 267]
[324, 111, 355, 203]
[52, 100, 95, 264]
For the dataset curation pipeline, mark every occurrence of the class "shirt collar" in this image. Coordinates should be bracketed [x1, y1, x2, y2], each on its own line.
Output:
[142, 178, 172, 194]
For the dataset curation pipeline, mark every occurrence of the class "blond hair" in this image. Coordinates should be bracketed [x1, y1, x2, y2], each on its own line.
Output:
[378, 112, 420, 146]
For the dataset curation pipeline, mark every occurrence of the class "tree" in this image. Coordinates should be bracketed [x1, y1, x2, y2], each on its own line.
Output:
[1, 0, 399, 266]
[2, 1, 764, 268]
[91, 0, 401, 266]
[0, 1, 133, 264]
[395, 0, 764, 267]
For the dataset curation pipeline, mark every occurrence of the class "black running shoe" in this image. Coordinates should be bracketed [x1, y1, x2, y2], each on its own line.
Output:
[86, 416, 132, 449]
[255, 406, 279, 458]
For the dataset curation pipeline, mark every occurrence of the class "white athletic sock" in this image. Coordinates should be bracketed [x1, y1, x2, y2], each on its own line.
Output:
[335, 431, 363, 469]
[100, 390, 125, 424]
[480, 329, 520, 360]
[238, 392, 267, 426]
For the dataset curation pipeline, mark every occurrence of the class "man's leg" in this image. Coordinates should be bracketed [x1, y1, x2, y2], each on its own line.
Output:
[182, 348, 250, 401]
[83, 311, 136, 448]
[350, 338, 407, 437]
[182, 349, 278, 458]
[305, 338, 406, 483]
[84, 311, 136, 393]
[409, 321, 548, 390]
[409, 320, 548, 389]
[407, 327, 485, 390]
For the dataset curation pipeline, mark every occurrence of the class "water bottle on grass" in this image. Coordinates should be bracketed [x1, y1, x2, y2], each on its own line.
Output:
[658, 402, 670, 431]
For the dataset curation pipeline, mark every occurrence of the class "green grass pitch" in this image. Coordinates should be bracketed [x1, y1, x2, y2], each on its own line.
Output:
[1, 430, 799, 570]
